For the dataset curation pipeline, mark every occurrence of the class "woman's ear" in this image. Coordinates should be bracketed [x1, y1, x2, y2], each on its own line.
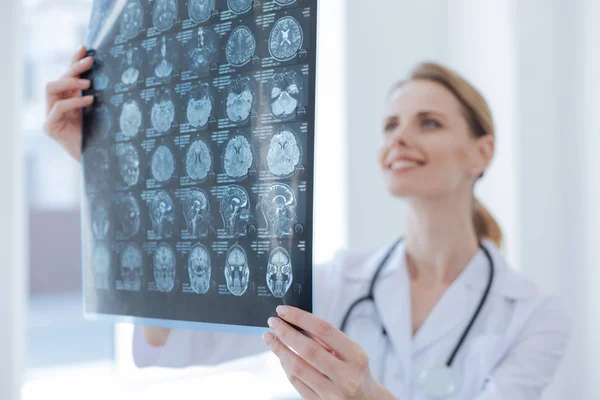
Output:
[471, 135, 494, 177]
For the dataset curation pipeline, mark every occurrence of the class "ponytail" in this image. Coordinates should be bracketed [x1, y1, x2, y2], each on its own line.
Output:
[473, 198, 502, 247]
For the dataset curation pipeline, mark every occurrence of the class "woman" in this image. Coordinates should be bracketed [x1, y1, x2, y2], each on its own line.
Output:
[45, 46, 570, 399]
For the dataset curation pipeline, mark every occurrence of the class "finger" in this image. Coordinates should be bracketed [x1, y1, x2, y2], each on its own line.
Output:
[63, 56, 94, 79]
[46, 78, 91, 95]
[264, 332, 330, 398]
[276, 306, 362, 363]
[287, 375, 320, 400]
[268, 317, 344, 381]
[48, 96, 94, 119]
[70, 46, 88, 65]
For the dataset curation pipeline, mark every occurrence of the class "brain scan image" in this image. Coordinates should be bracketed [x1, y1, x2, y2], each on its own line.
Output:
[93, 244, 111, 290]
[188, 244, 211, 294]
[228, 0, 253, 14]
[186, 27, 219, 76]
[226, 26, 256, 67]
[260, 183, 297, 237]
[120, 47, 143, 86]
[225, 76, 254, 124]
[152, 36, 178, 79]
[267, 247, 293, 298]
[269, 16, 303, 61]
[92, 200, 110, 240]
[150, 190, 175, 239]
[270, 70, 302, 119]
[274, 0, 296, 5]
[186, 82, 213, 129]
[151, 87, 176, 134]
[92, 61, 112, 92]
[184, 189, 213, 237]
[220, 185, 252, 236]
[188, 0, 215, 23]
[151, 145, 176, 183]
[117, 143, 140, 187]
[153, 243, 176, 292]
[119, 99, 142, 139]
[152, 0, 178, 32]
[120, 0, 144, 40]
[224, 244, 249, 296]
[84, 147, 109, 187]
[223, 134, 253, 179]
[185, 139, 212, 181]
[90, 103, 112, 140]
[116, 193, 141, 237]
[120, 242, 143, 291]
[266, 127, 301, 176]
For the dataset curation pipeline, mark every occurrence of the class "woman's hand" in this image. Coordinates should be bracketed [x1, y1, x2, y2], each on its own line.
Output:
[263, 306, 396, 400]
[44, 45, 95, 162]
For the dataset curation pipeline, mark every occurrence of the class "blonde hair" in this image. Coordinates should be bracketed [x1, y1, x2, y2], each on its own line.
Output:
[391, 61, 503, 247]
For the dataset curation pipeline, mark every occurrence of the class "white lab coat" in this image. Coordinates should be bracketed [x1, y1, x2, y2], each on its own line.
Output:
[132, 239, 570, 399]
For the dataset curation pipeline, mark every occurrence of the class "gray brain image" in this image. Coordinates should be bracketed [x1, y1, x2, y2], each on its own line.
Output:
[119, 99, 142, 139]
[228, 0, 253, 14]
[91, 103, 112, 140]
[267, 247, 293, 298]
[120, 242, 143, 291]
[117, 143, 140, 187]
[260, 183, 297, 237]
[267, 127, 301, 176]
[184, 189, 213, 237]
[186, 28, 219, 76]
[154, 243, 176, 292]
[120, 0, 144, 40]
[151, 88, 176, 133]
[153, 36, 177, 79]
[226, 76, 254, 124]
[188, 0, 215, 23]
[84, 147, 109, 187]
[150, 190, 175, 239]
[226, 26, 256, 67]
[152, 0, 178, 32]
[223, 134, 253, 179]
[120, 47, 142, 86]
[93, 61, 112, 92]
[188, 243, 211, 294]
[220, 185, 252, 236]
[93, 244, 111, 290]
[185, 139, 212, 181]
[186, 82, 213, 129]
[151, 145, 176, 183]
[92, 200, 110, 240]
[269, 16, 303, 61]
[270, 70, 301, 119]
[116, 193, 141, 237]
[224, 244, 249, 296]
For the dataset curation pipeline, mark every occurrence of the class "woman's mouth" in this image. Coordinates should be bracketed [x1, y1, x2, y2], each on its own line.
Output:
[388, 159, 424, 172]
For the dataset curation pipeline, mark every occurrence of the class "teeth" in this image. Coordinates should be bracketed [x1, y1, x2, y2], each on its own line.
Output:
[390, 160, 419, 170]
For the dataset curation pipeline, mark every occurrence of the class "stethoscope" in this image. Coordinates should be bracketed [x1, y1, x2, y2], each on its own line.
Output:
[339, 238, 495, 398]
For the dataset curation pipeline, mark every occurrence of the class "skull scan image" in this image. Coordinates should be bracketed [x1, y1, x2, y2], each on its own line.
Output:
[120, 0, 144, 40]
[188, 244, 211, 294]
[116, 193, 141, 237]
[220, 185, 251, 236]
[120, 47, 142, 86]
[224, 244, 249, 296]
[93, 244, 111, 290]
[186, 82, 213, 129]
[153, 243, 176, 292]
[270, 70, 302, 120]
[223, 134, 254, 179]
[152, 0, 178, 32]
[274, 0, 296, 4]
[267, 247, 293, 298]
[184, 189, 213, 237]
[150, 190, 175, 239]
[151, 87, 176, 134]
[153, 36, 177, 79]
[260, 183, 297, 237]
[90, 103, 112, 140]
[84, 147, 109, 187]
[188, 0, 215, 23]
[185, 139, 212, 181]
[117, 143, 140, 187]
[92, 61, 112, 92]
[119, 99, 142, 139]
[92, 200, 110, 240]
[225, 76, 254, 124]
[228, 0, 253, 15]
[186, 28, 219, 76]
[151, 145, 176, 183]
[269, 16, 303, 61]
[225, 26, 256, 67]
[120, 242, 143, 291]
[266, 127, 301, 177]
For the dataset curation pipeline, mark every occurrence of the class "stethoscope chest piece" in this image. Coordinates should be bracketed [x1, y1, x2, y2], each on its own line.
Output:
[417, 365, 458, 399]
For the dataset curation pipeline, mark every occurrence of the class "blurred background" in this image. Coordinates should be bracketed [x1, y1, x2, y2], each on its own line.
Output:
[2, 0, 598, 399]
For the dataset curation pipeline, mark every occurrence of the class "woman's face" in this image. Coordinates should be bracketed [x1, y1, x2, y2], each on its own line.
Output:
[378, 79, 492, 200]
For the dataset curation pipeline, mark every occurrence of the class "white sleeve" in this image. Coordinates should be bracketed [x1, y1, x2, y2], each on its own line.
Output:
[132, 250, 346, 368]
[472, 296, 571, 400]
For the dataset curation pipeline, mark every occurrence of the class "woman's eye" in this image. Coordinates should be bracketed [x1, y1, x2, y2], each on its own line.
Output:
[422, 118, 441, 128]
[384, 122, 397, 133]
